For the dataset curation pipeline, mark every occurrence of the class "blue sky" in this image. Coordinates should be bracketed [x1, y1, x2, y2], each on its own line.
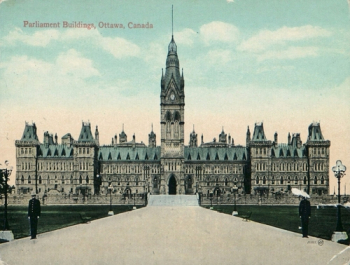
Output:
[0, 0, 349, 190]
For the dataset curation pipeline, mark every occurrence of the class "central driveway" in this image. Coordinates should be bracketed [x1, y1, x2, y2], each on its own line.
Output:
[0, 205, 349, 265]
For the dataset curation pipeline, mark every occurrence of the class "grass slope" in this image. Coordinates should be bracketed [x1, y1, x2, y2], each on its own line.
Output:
[204, 205, 350, 244]
[1, 205, 139, 240]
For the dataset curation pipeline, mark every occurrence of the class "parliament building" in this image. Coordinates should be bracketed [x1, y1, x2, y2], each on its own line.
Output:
[15, 34, 330, 198]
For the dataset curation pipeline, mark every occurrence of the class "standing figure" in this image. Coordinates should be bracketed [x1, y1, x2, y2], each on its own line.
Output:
[28, 191, 41, 239]
[299, 196, 311, 238]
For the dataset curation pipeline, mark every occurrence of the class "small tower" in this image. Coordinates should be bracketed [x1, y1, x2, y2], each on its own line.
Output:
[246, 126, 251, 146]
[288, 132, 291, 145]
[219, 127, 227, 143]
[95, 126, 99, 146]
[119, 124, 127, 143]
[189, 125, 197, 147]
[274, 132, 278, 147]
[148, 124, 157, 147]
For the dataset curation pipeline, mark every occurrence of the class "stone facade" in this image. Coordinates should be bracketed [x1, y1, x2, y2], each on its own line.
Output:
[14, 34, 330, 199]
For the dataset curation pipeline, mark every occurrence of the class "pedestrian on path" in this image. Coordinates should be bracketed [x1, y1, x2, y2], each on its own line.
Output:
[28, 191, 41, 239]
[299, 196, 311, 238]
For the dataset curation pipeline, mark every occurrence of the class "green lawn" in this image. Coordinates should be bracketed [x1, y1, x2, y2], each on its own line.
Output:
[1, 205, 140, 240]
[204, 205, 350, 244]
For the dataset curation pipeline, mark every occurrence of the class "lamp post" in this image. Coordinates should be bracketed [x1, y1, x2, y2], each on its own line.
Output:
[133, 192, 137, 210]
[0, 161, 13, 230]
[331, 160, 347, 242]
[108, 184, 114, 216]
[232, 184, 238, 216]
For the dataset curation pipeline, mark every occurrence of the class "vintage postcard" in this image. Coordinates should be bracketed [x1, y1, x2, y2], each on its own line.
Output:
[0, 0, 349, 262]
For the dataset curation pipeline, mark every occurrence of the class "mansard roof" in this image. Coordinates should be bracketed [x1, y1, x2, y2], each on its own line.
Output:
[307, 122, 325, 141]
[98, 146, 160, 161]
[184, 146, 247, 162]
[20, 122, 39, 142]
[270, 144, 306, 158]
[38, 144, 74, 158]
[78, 122, 95, 142]
[251, 122, 267, 141]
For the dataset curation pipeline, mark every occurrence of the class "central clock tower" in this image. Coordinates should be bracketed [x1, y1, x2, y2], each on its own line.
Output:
[160, 35, 185, 194]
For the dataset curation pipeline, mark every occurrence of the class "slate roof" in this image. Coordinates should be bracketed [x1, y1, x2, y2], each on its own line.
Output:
[38, 144, 74, 158]
[62, 133, 73, 139]
[98, 146, 160, 161]
[307, 122, 325, 141]
[78, 123, 95, 142]
[184, 146, 247, 161]
[270, 144, 306, 158]
[251, 122, 267, 141]
[21, 123, 39, 142]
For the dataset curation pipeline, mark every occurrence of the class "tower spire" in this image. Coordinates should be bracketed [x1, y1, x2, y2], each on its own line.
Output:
[172, 5, 173, 37]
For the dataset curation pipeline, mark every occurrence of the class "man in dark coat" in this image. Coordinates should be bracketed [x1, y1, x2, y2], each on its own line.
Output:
[299, 196, 311, 238]
[28, 191, 41, 239]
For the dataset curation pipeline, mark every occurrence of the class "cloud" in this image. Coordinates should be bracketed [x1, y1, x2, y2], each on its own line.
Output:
[257, 46, 319, 61]
[206, 49, 234, 64]
[3, 28, 59, 47]
[56, 49, 100, 78]
[2, 28, 140, 59]
[238, 25, 331, 53]
[0, 49, 100, 96]
[200, 21, 240, 44]
[227, 0, 234, 2]
[100, 37, 140, 58]
[174, 28, 197, 46]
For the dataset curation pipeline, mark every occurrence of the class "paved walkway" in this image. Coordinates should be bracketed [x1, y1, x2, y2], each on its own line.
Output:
[0, 197, 349, 264]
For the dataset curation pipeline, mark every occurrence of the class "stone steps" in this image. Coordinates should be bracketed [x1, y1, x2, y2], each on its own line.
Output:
[148, 195, 199, 206]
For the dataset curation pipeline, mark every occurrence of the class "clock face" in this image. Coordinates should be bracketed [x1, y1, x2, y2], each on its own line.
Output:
[170, 93, 175, 101]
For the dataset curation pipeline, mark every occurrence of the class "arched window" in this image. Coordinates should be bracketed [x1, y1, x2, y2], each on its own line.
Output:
[280, 177, 283, 185]
[86, 176, 89, 184]
[28, 175, 31, 184]
[271, 176, 275, 185]
[225, 178, 228, 186]
[314, 176, 317, 184]
[256, 176, 259, 184]
[303, 176, 307, 185]
[39, 176, 42, 184]
[263, 176, 266, 184]
[294, 176, 298, 184]
[21, 175, 24, 184]
[79, 176, 82, 184]
[321, 176, 324, 184]
[136, 177, 139, 186]
[62, 176, 65, 184]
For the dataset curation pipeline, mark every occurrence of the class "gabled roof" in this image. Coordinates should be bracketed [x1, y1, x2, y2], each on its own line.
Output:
[184, 146, 248, 162]
[271, 144, 306, 158]
[38, 144, 74, 158]
[98, 147, 160, 161]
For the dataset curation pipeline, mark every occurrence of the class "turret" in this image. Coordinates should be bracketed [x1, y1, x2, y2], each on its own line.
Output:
[246, 126, 251, 146]
[95, 126, 99, 146]
[189, 125, 197, 147]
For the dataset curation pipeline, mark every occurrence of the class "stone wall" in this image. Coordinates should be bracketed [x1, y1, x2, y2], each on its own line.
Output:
[3, 194, 147, 206]
[3, 193, 347, 206]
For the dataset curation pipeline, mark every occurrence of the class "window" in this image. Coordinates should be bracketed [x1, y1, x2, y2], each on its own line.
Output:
[321, 176, 324, 185]
[294, 176, 298, 184]
[86, 176, 89, 184]
[256, 176, 259, 184]
[314, 176, 317, 184]
[280, 177, 283, 185]
[263, 176, 266, 184]
[39, 176, 42, 184]
[271, 176, 275, 185]
[303, 176, 307, 185]
[28, 176, 31, 184]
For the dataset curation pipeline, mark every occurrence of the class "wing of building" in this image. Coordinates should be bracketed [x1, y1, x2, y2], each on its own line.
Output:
[14, 34, 330, 197]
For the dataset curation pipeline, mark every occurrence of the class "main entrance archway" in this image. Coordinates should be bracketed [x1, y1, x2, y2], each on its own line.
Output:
[168, 175, 177, 195]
